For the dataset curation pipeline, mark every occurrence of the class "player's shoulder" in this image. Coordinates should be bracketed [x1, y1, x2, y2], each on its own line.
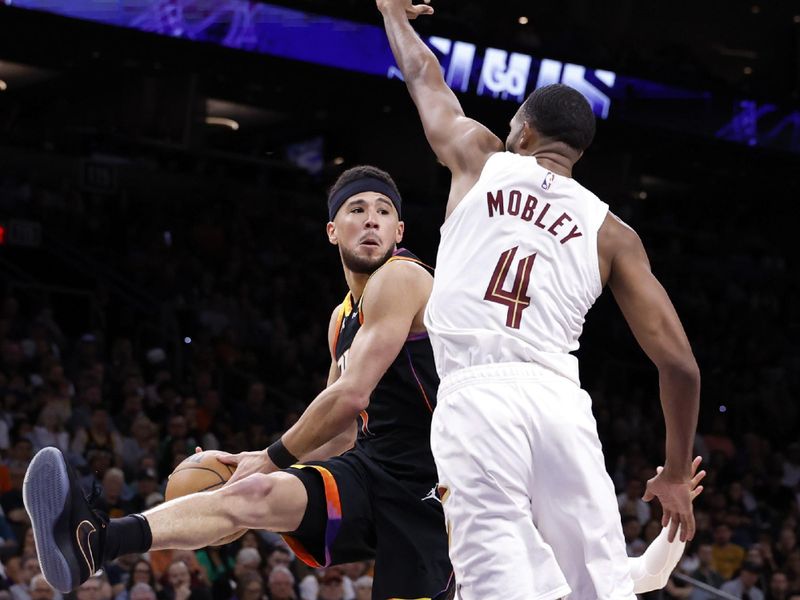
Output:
[600, 211, 643, 252]
[375, 256, 432, 289]
[362, 258, 432, 313]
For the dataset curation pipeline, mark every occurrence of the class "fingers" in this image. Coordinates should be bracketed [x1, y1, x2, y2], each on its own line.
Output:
[683, 509, 696, 541]
[408, 5, 434, 19]
[691, 455, 702, 476]
[690, 485, 704, 501]
[667, 513, 679, 542]
[217, 454, 239, 465]
[195, 446, 203, 454]
[642, 478, 656, 502]
[691, 469, 706, 489]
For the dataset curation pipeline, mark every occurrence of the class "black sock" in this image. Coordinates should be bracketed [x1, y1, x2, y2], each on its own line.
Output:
[105, 514, 153, 561]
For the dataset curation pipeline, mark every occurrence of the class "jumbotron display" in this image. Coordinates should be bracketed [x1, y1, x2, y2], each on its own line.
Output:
[7, 0, 799, 153]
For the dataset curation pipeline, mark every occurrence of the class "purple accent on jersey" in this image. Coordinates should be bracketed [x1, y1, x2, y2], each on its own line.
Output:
[406, 331, 429, 342]
[405, 346, 434, 413]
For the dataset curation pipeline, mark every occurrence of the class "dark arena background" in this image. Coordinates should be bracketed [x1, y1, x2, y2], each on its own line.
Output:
[1, 1, 799, 599]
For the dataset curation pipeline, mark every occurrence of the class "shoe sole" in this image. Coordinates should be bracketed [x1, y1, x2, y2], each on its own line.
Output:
[23, 447, 82, 593]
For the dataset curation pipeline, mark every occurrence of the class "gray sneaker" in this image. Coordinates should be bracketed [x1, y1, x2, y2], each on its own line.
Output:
[23, 447, 108, 593]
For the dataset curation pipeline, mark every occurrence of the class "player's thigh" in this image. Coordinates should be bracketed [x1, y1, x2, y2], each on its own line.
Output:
[431, 383, 570, 600]
[529, 385, 633, 598]
[281, 456, 375, 568]
[431, 380, 534, 503]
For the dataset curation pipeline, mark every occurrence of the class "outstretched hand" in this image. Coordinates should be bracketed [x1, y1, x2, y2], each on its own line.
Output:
[376, 0, 434, 20]
[643, 456, 705, 543]
[217, 449, 278, 485]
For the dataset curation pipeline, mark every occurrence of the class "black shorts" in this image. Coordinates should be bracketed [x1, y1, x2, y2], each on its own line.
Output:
[282, 449, 453, 600]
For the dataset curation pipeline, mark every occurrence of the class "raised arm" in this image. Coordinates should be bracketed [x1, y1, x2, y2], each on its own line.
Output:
[376, 0, 502, 208]
[599, 212, 701, 542]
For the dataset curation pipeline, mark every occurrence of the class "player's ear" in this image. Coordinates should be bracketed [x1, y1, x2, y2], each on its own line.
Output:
[519, 121, 534, 149]
[327, 222, 338, 245]
[396, 221, 405, 243]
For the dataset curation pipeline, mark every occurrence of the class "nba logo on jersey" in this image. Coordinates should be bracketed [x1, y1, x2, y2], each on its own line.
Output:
[541, 171, 555, 190]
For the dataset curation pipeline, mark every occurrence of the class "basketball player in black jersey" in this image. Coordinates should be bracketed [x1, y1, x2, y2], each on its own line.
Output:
[22, 166, 453, 600]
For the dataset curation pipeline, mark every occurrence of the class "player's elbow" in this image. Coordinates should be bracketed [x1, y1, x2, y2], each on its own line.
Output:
[406, 54, 441, 84]
[659, 354, 701, 392]
[336, 383, 371, 416]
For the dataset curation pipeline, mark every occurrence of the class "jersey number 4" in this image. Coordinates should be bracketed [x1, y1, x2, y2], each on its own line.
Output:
[484, 246, 537, 329]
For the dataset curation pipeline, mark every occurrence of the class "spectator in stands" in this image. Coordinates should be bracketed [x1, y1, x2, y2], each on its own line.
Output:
[623, 515, 647, 557]
[9, 554, 40, 600]
[28, 574, 58, 600]
[768, 571, 791, 600]
[71, 407, 122, 462]
[618, 477, 651, 526]
[690, 542, 725, 598]
[29, 404, 69, 454]
[316, 571, 344, 600]
[712, 522, 746, 580]
[267, 567, 295, 600]
[128, 584, 156, 600]
[75, 577, 102, 600]
[114, 558, 158, 600]
[721, 562, 765, 600]
[262, 547, 292, 582]
[165, 560, 211, 600]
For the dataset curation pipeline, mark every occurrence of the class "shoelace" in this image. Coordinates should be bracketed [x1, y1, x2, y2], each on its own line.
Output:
[85, 480, 110, 525]
[83, 479, 110, 573]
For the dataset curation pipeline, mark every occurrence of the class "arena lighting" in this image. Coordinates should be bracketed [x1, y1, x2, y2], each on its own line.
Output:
[518, 16, 529, 25]
[0, 80, 7, 91]
[333, 156, 345, 165]
[204, 116, 239, 130]
[10, 0, 800, 153]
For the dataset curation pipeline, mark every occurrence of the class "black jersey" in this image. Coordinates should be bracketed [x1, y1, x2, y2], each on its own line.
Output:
[332, 248, 439, 483]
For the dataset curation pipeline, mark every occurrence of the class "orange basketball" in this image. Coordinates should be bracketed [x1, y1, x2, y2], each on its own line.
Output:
[165, 450, 245, 545]
[165, 450, 236, 500]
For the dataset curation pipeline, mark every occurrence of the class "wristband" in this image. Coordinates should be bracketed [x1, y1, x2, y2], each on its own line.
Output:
[267, 438, 298, 469]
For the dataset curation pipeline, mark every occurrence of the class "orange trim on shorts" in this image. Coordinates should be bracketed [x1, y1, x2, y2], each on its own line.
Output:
[280, 464, 343, 568]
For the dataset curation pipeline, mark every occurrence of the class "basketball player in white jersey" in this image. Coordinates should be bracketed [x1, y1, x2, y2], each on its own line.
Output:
[376, 1, 702, 598]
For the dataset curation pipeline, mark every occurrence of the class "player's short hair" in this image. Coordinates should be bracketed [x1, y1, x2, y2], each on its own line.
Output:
[520, 84, 596, 153]
[327, 165, 402, 220]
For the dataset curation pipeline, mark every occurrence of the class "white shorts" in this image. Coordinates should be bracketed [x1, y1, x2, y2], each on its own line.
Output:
[431, 363, 635, 600]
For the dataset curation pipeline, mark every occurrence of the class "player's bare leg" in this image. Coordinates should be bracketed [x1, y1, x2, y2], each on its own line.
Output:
[145, 472, 307, 549]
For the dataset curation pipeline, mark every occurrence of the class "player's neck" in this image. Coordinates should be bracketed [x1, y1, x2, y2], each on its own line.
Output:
[343, 269, 370, 303]
[530, 151, 573, 178]
[528, 141, 579, 178]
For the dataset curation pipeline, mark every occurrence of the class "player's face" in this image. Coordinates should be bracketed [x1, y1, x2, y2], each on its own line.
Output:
[327, 192, 404, 275]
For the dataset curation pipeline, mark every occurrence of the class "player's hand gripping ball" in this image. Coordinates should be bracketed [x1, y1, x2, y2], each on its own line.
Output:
[165, 450, 246, 545]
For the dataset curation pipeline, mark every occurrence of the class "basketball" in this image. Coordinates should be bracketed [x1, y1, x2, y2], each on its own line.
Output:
[165, 450, 245, 546]
[165, 450, 236, 501]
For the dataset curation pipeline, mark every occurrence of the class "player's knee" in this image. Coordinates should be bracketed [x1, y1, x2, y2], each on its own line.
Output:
[218, 473, 276, 527]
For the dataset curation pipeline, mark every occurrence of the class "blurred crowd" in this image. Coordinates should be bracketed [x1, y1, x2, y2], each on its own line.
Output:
[1, 153, 798, 600]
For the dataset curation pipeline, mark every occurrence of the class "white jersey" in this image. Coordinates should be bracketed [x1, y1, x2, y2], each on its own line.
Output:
[424, 151, 609, 385]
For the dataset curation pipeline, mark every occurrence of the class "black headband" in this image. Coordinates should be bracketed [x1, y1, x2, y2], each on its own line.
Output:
[328, 177, 402, 221]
